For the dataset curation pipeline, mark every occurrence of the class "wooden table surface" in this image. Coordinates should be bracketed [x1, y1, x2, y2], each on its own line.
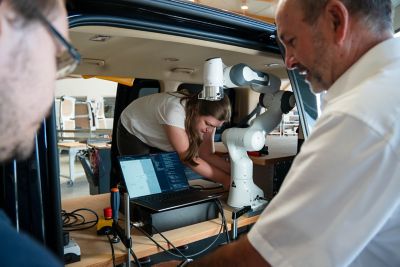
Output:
[63, 193, 259, 266]
[58, 141, 88, 149]
[214, 141, 296, 166]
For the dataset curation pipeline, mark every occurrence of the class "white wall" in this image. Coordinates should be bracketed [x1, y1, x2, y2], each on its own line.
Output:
[55, 78, 117, 100]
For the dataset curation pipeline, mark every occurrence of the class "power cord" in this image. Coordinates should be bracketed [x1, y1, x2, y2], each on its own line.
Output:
[255, 196, 269, 202]
[106, 233, 116, 267]
[129, 248, 142, 267]
[112, 219, 142, 267]
[62, 209, 142, 266]
[152, 223, 224, 258]
[62, 208, 99, 231]
[132, 224, 188, 260]
[214, 199, 230, 244]
[132, 219, 224, 260]
[152, 225, 191, 261]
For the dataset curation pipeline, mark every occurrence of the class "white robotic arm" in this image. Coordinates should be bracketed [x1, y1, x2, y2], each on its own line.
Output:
[202, 58, 295, 209]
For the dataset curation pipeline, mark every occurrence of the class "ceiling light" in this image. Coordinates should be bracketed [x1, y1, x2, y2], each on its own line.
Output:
[82, 58, 105, 67]
[164, 57, 179, 62]
[241, 0, 249, 10]
[265, 63, 282, 68]
[89, 35, 111, 42]
[171, 68, 195, 74]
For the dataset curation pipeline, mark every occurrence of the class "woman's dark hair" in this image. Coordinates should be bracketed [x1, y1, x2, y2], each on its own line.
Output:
[178, 90, 231, 166]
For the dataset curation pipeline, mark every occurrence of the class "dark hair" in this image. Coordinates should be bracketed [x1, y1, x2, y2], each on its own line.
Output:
[8, 0, 61, 24]
[300, 0, 392, 33]
[178, 91, 231, 166]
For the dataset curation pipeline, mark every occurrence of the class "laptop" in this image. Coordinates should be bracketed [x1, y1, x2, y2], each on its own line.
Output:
[118, 151, 223, 212]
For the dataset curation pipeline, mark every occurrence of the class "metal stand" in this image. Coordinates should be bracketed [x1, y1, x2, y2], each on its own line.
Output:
[231, 206, 252, 240]
[125, 192, 131, 267]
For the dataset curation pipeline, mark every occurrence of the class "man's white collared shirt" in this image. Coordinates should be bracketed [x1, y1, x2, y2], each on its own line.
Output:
[248, 38, 400, 267]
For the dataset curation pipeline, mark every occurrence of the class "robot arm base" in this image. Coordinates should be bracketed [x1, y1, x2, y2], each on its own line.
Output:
[227, 179, 267, 209]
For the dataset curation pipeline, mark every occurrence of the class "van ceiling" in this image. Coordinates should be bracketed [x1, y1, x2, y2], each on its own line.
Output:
[70, 25, 287, 84]
[70, 1, 400, 84]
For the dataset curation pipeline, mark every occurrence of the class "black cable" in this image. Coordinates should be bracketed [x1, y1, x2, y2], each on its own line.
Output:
[132, 225, 184, 259]
[132, 221, 224, 259]
[106, 233, 116, 267]
[236, 103, 262, 128]
[257, 196, 269, 201]
[214, 199, 230, 244]
[62, 211, 85, 226]
[61, 208, 99, 231]
[153, 223, 224, 258]
[110, 219, 142, 267]
[129, 248, 142, 267]
[152, 225, 190, 261]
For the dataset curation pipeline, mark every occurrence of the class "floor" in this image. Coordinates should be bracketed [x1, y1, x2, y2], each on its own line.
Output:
[59, 135, 298, 201]
[59, 152, 90, 200]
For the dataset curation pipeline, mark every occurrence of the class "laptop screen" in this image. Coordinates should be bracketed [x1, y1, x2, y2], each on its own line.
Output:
[118, 152, 189, 198]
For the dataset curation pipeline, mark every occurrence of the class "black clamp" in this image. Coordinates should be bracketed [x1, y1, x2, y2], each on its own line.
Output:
[231, 206, 252, 240]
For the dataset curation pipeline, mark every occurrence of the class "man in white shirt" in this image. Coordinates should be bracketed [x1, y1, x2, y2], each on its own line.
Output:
[157, 0, 400, 266]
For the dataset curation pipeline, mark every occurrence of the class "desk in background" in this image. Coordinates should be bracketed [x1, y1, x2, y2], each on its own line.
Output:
[63, 193, 258, 266]
[215, 137, 297, 198]
[214, 138, 296, 166]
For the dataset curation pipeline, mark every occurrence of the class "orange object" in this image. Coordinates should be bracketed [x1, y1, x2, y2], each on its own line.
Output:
[247, 151, 261, 157]
[82, 75, 134, 86]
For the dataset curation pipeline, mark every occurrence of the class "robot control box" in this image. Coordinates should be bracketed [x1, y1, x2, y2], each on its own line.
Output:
[121, 199, 219, 236]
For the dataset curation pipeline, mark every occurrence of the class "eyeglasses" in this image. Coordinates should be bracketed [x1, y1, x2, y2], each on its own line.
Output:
[35, 9, 81, 79]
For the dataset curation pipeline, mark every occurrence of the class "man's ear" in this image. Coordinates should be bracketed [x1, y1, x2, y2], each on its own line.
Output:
[325, 0, 349, 45]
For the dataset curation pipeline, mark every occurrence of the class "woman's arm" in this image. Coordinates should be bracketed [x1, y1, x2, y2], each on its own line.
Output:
[198, 129, 230, 174]
[164, 125, 231, 189]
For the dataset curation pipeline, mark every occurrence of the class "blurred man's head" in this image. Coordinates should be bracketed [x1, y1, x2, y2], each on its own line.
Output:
[0, 0, 69, 162]
[276, 0, 393, 93]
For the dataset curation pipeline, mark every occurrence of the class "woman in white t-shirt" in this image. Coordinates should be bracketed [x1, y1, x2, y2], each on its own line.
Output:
[117, 90, 231, 189]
